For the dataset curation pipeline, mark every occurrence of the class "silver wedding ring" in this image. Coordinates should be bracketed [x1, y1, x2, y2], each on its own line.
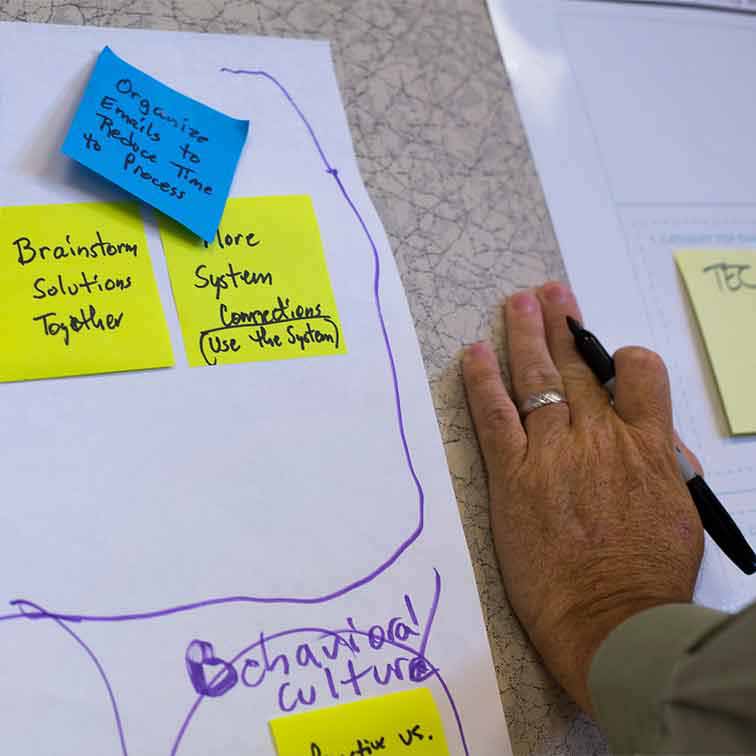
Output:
[519, 390, 568, 418]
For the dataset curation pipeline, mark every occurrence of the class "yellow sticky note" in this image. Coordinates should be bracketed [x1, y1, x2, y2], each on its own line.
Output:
[158, 195, 346, 367]
[269, 688, 450, 755]
[675, 249, 756, 435]
[0, 201, 173, 382]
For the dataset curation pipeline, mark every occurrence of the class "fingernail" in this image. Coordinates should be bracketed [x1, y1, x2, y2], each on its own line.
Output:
[465, 341, 489, 362]
[509, 291, 538, 313]
[542, 282, 568, 304]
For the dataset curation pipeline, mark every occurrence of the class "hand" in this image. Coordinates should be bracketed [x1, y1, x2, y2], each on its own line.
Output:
[462, 282, 704, 714]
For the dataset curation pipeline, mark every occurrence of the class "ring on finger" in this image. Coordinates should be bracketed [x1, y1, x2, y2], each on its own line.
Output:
[518, 390, 569, 419]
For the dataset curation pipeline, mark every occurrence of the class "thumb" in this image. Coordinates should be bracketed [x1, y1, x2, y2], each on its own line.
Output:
[612, 346, 673, 434]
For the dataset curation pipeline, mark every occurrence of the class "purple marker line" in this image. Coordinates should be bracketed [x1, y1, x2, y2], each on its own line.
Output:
[418, 569, 441, 659]
[221, 67, 426, 533]
[220, 69, 333, 170]
[13, 601, 128, 756]
[404, 594, 419, 627]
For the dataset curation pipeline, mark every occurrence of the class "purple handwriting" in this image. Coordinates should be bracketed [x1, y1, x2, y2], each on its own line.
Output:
[184, 571, 441, 714]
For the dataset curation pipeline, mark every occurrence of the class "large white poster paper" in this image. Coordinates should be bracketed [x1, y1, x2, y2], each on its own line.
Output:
[0, 22, 510, 755]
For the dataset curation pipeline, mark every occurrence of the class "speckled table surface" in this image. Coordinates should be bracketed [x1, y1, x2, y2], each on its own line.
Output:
[2, 1, 607, 753]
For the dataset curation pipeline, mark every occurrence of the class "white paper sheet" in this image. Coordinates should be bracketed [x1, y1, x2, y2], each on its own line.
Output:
[488, 0, 756, 610]
[580, 0, 756, 13]
[0, 22, 511, 755]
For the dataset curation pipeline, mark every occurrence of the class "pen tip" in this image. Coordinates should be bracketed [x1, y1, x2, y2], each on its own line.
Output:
[566, 315, 581, 335]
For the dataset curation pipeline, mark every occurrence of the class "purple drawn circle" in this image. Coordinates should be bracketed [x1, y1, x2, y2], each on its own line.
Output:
[2, 67, 425, 625]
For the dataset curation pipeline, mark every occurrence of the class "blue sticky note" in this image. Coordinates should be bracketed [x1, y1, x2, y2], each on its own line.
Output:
[62, 47, 249, 241]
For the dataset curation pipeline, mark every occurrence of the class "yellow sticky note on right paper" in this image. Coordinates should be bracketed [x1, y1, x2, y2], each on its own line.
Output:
[675, 249, 756, 435]
[269, 688, 450, 755]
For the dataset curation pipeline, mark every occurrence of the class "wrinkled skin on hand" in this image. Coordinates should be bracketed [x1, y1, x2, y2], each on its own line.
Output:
[462, 282, 703, 714]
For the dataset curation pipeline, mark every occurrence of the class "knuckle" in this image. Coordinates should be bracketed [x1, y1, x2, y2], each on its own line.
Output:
[481, 400, 514, 432]
[466, 370, 499, 399]
[464, 362, 494, 392]
[524, 404, 570, 440]
[560, 361, 594, 386]
[616, 346, 666, 375]
[517, 361, 560, 391]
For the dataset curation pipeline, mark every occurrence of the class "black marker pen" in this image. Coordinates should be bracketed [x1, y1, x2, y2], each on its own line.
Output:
[567, 315, 756, 576]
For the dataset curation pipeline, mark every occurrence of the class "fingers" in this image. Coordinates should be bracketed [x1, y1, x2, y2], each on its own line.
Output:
[505, 290, 570, 438]
[535, 282, 609, 415]
[462, 341, 526, 471]
[612, 346, 673, 434]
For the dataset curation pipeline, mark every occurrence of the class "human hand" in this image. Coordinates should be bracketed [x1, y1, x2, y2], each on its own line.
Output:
[462, 282, 704, 714]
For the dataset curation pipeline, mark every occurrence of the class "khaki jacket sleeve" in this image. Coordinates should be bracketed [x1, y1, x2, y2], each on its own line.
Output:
[588, 600, 756, 754]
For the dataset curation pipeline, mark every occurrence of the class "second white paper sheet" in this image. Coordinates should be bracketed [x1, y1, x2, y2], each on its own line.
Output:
[488, 0, 756, 610]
